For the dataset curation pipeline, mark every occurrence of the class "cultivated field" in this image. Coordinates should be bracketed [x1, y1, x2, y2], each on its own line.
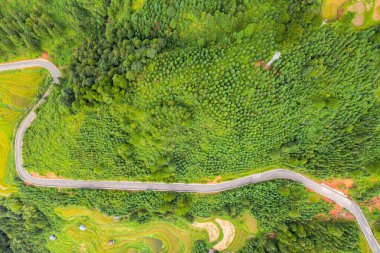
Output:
[47, 206, 259, 252]
[322, 0, 380, 26]
[50, 206, 199, 253]
[0, 68, 47, 192]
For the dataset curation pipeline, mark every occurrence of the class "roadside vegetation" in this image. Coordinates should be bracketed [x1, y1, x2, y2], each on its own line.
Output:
[0, 68, 49, 193]
[0, 0, 379, 252]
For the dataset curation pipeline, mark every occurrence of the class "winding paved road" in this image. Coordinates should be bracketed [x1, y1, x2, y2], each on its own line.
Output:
[1, 59, 379, 253]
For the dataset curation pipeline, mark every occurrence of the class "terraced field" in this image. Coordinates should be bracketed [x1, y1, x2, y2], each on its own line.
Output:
[50, 207, 198, 253]
[47, 206, 259, 252]
[0, 68, 48, 192]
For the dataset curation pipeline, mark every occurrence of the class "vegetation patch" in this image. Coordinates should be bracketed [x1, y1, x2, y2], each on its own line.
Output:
[0, 0, 378, 252]
[50, 206, 202, 253]
[321, 0, 349, 20]
[0, 68, 48, 190]
[243, 212, 258, 234]
[192, 221, 220, 242]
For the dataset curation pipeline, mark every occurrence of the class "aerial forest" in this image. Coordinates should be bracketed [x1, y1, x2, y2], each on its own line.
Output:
[0, 0, 379, 252]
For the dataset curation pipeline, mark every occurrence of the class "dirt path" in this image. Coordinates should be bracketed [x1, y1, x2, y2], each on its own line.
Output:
[213, 218, 235, 251]
[192, 222, 219, 242]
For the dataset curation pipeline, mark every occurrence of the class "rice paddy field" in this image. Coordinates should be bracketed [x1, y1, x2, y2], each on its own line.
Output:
[49, 206, 199, 253]
[0, 68, 48, 193]
[47, 206, 259, 253]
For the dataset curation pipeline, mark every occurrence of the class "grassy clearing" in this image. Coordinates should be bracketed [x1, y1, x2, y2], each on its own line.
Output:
[243, 212, 258, 234]
[321, 0, 348, 20]
[360, 233, 372, 253]
[0, 68, 47, 191]
[49, 206, 206, 253]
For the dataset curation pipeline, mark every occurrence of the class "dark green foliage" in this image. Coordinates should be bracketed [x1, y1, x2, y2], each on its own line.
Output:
[68, 36, 166, 106]
[192, 240, 211, 253]
[26, 26, 380, 181]
[0, 230, 11, 253]
[0, 0, 108, 63]
[0, 197, 51, 253]
[17, 180, 328, 233]
[1, 0, 378, 252]
[238, 220, 360, 253]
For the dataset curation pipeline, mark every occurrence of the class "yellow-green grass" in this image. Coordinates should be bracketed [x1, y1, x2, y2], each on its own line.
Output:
[0, 68, 47, 191]
[132, 0, 144, 11]
[49, 206, 207, 253]
[360, 232, 374, 253]
[321, 0, 348, 20]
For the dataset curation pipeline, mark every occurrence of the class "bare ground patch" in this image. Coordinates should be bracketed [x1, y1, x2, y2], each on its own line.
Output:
[329, 204, 356, 221]
[366, 196, 380, 213]
[321, 178, 354, 195]
[30, 171, 65, 179]
[374, 0, 380, 21]
[207, 175, 222, 184]
[213, 218, 235, 251]
[79, 243, 87, 253]
[192, 221, 220, 242]
[352, 14, 365, 26]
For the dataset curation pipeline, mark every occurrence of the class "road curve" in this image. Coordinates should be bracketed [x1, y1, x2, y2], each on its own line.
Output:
[1, 59, 379, 253]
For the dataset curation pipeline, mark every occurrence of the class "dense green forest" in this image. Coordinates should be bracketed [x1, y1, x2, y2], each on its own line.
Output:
[0, 0, 379, 252]
[0, 0, 107, 63]
[24, 22, 380, 181]
[238, 220, 360, 253]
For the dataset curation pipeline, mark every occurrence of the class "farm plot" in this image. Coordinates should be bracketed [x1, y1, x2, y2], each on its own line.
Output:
[0, 68, 47, 191]
[48, 206, 203, 253]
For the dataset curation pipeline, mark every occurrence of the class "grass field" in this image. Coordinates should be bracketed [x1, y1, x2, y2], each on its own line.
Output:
[0, 68, 48, 191]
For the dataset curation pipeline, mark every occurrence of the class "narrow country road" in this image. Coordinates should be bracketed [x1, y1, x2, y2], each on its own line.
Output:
[1, 59, 379, 253]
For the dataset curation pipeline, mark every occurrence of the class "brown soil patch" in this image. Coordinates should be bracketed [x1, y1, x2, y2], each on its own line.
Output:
[192, 222, 220, 242]
[253, 60, 270, 70]
[253, 60, 265, 67]
[30, 172, 65, 179]
[41, 52, 49, 59]
[315, 213, 330, 221]
[374, 0, 380, 21]
[352, 14, 365, 26]
[337, 8, 344, 18]
[329, 204, 356, 221]
[347, 1, 366, 26]
[367, 196, 380, 213]
[267, 232, 276, 239]
[354, 2, 366, 14]
[323, 196, 334, 204]
[79, 243, 87, 253]
[321, 178, 354, 195]
[322, 0, 349, 20]
[213, 218, 235, 251]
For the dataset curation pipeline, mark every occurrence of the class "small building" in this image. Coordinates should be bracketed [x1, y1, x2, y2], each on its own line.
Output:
[108, 240, 115, 245]
[114, 215, 120, 220]
[49, 235, 56, 241]
[79, 225, 86, 231]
